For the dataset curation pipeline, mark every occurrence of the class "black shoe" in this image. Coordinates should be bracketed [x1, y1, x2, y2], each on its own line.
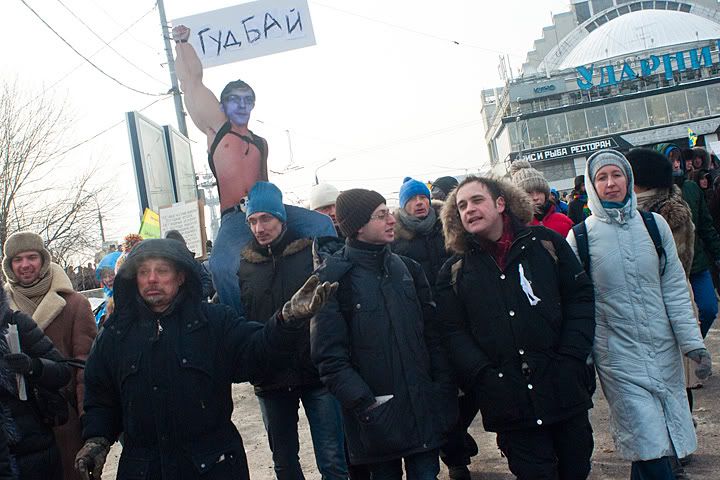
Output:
[448, 465, 471, 480]
[680, 454, 693, 466]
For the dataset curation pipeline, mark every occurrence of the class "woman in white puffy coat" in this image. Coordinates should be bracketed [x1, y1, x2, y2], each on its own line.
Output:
[566, 149, 712, 480]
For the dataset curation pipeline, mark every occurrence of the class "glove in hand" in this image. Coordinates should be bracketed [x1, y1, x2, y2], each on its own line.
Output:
[687, 348, 712, 380]
[281, 275, 338, 324]
[3, 352, 37, 375]
[75, 437, 111, 480]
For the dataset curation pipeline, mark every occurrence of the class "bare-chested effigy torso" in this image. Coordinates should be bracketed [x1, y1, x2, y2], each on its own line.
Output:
[208, 122, 269, 211]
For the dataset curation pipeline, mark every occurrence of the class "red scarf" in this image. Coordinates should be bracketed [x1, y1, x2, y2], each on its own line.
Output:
[480, 213, 515, 271]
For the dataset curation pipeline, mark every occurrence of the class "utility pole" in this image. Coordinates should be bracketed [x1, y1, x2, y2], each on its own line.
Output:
[157, 0, 189, 137]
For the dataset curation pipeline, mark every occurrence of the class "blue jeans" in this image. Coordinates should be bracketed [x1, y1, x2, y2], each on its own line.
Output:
[209, 205, 336, 315]
[367, 449, 440, 480]
[258, 386, 347, 480]
[630, 457, 675, 480]
[690, 269, 718, 337]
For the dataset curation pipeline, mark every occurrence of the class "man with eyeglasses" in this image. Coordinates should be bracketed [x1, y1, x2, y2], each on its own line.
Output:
[237, 182, 347, 480]
[311, 188, 456, 479]
[172, 25, 335, 315]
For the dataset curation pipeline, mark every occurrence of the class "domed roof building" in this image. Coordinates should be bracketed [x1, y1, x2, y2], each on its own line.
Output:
[482, 0, 720, 190]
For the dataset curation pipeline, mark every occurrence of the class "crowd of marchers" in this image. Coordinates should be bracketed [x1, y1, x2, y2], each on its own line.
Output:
[1, 144, 718, 480]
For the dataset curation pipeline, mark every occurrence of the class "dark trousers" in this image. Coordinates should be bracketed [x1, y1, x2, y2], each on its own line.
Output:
[258, 386, 347, 480]
[496, 412, 593, 480]
[630, 457, 676, 480]
[15, 443, 62, 480]
[440, 390, 479, 467]
[367, 449, 440, 480]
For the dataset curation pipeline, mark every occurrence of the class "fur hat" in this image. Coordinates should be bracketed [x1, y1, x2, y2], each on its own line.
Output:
[509, 160, 550, 196]
[336, 189, 386, 238]
[309, 183, 340, 210]
[246, 181, 287, 223]
[626, 148, 673, 189]
[399, 177, 431, 208]
[2, 232, 52, 284]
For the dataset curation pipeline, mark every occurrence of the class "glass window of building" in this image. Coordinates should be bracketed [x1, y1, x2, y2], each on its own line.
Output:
[575, 1, 591, 23]
[537, 160, 577, 183]
[509, 121, 520, 149]
[591, 0, 613, 13]
[605, 103, 628, 133]
[665, 91, 689, 121]
[546, 113, 569, 145]
[687, 87, 710, 118]
[566, 110, 589, 141]
[586, 106, 609, 137]
[646, 95, 669, 126]
[708, 84, 720, 115]
[626, 98, 649, 129]
[527, 117, 548, 148]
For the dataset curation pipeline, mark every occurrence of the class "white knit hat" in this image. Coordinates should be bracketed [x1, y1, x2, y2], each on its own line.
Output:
[309, 183, 340, 210]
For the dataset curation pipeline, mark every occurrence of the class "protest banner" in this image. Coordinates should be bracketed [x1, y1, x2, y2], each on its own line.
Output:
[172, 0, 316, 68]
[139, 208, 161, 239]
[159, 200, 207, 259]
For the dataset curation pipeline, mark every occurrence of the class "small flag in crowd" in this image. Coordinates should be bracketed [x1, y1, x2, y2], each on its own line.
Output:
[688, 128, 698, 148]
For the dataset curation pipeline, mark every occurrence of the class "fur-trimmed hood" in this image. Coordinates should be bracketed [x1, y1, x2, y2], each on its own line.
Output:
[241, 238, 313, 264]
[636, 186, 692, 232]
[441, 179, 534, 255]
[393, 200, 444, 241]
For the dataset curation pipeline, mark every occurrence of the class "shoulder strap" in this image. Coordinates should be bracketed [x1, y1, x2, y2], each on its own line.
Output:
[638, 210, 667, 276]
[572, 221, 590, 276]
[450, 259, 464, 296]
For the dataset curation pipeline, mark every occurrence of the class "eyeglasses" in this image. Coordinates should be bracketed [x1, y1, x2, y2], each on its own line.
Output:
[224, 94, 255, 107]
[369, 210, 394, 222]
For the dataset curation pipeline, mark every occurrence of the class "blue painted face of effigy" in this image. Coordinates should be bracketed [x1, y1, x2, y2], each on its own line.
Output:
[222, 88, 255, 126]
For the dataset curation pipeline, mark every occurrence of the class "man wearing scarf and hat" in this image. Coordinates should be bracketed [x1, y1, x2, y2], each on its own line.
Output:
[2, 232, 97, 480]
[311, 188, 456, 479]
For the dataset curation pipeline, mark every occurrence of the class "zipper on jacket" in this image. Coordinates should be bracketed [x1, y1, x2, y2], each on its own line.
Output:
[156, 318, 164, 338]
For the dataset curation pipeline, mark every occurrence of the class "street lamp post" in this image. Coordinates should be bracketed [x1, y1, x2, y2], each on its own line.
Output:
[314, 158, 337, 185]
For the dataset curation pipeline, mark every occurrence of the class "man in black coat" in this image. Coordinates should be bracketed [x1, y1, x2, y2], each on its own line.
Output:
[238, 182, 346, 480]
[391, 177, 477, 479]
[0, 403, 12, 480]
[0, 284, 72, 480]
[436, 176, 596, 479]
[311, 188, 457, 480]
[75, 238, 336, 480]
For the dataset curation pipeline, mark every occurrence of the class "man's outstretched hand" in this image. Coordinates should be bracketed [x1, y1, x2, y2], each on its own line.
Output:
[281, 275, 338, 324]
[172, 24, 190, 43]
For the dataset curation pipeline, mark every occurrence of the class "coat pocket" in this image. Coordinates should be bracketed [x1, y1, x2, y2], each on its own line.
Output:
[117, 456, 150, 480]
[357, 398, 407, 457]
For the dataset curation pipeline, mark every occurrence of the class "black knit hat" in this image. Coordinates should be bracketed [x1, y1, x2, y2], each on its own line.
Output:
[627, 148, 673, 189]
[432, 176, 459, 196]
[336, 189, 386, 238]
[574, 175, 585, 191]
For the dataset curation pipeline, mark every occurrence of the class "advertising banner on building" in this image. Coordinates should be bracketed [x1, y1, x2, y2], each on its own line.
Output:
[518, 136, 633, 163]
[172, 0, 316, 68]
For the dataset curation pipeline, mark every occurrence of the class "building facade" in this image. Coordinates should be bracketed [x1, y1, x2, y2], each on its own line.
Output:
[482, 0, 720, 191]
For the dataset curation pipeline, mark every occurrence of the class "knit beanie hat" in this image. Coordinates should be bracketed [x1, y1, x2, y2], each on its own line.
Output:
[587, 149, 632, 184]
[432, 176, 459, 197]
[399, 177, 431, 208]
[626, 148, 673, 189]
[509, 160, 550, 195]
[335, 189, 386, 238]
[574, 175, 585, 191]
[309, 183, 340, 210]
[246, 181, 287, 223]
[2, 232, 52, 283]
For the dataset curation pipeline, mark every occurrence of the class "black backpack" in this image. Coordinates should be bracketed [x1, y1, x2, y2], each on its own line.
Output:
[572, 210, 667, 277]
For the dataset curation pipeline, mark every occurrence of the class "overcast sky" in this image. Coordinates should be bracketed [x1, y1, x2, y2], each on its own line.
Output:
[2, 0, 569, 243]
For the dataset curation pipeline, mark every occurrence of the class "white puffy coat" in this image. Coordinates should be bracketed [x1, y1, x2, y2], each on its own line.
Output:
[566, 154, 705, 461]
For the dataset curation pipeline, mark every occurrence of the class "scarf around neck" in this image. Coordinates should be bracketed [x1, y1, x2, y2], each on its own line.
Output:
[6, 263, 74, 330]
[398, 205, 437, 236]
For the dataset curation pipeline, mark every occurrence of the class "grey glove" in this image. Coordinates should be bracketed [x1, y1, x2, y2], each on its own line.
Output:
[687, 348, 712, 380]
[75, 436, 111, 480]
[3, 353, 41, 376]
[281, 275, 338, 324]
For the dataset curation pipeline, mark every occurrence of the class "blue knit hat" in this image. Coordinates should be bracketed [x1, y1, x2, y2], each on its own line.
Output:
[399, 177, 431, 208]
[246, 182, 287, 222]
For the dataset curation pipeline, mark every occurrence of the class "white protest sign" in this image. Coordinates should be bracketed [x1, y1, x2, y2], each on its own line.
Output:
[172, 0, 316, 68]
[159, 200, 206, 259]
[708, 141, 720, 157]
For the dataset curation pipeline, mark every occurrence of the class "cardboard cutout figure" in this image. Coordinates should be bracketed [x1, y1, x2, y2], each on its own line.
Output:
[173, 25, 335, 313]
